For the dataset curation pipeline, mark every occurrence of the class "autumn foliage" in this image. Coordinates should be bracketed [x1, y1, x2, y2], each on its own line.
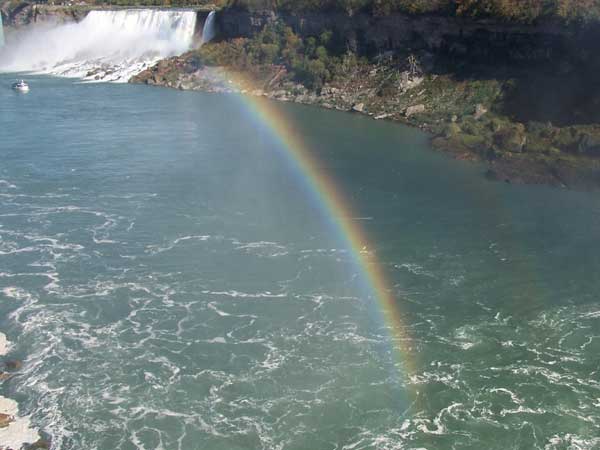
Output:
[222, 0, 600, 22]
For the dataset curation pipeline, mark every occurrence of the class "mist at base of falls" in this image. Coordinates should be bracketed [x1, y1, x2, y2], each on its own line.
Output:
[0, 9, 198, 82]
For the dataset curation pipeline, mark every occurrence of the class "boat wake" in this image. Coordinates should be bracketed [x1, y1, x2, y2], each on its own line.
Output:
[0, 9, 198, 82]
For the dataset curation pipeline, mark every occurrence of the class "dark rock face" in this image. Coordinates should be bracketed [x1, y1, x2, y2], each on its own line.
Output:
[217, 9, 600, 66]
[4, 360, 22, 371]
[26, 439, 51, 449]
[1, 2, 89, 27]
[577, 132, 600, 155]
[0, 413, 14, 428]
[0, 371, 11, 381]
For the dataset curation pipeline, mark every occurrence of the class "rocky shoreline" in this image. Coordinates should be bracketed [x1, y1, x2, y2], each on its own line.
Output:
[131, 51, 600, 190]
[4, 1, 600, 190]
[0, 333, 47, 450]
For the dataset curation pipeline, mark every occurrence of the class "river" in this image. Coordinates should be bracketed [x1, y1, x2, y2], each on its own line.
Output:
[1, 74, 600, 449]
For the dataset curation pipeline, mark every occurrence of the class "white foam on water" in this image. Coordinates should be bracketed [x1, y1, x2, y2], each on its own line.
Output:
[489, 387, 523, 405]
[202, 290, 286, 299]
[0, 180, 17, 189]
[146, 235, 212, 254]
[546, 434, 600, 450]
[393, 262, 435, 278]
[0, 396, 40, 449]
[0, 9, 197, 82]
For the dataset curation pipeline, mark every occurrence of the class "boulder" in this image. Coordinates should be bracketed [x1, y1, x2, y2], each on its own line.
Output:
[405, 104, 426, 117]
[494, 125, 527, 153]
[0, 372, 11, 382]
[26, 439, 51, 449]
[0, 413, 13, 428]
[399, 72, 424, 92]
[577, 132, 600, 155]
[4, 360, 22, 371]
[352, 103, 365, 113]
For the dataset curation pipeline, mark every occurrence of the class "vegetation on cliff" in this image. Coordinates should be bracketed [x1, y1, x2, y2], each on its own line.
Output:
[5, 0, 600, 23]
[132, 16, 600, 188]
[222, 0, 600, 23]
[199, 21, 355, 90]
[6, 0, 599, 188]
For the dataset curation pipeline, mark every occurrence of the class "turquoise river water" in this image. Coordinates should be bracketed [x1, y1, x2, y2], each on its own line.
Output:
[1, 75, 600, 449]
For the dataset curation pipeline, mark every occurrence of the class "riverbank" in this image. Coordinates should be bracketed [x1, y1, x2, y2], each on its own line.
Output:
[4, 1, 600, 189]
[0, 333, 44, 450]
[131, 41, 600, 190]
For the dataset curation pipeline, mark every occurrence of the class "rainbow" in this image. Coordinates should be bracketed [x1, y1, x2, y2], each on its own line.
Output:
[215, 70, 418, 388]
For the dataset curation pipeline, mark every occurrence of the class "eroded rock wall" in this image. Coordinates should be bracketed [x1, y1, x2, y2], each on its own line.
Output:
[217, 8, 600, 67]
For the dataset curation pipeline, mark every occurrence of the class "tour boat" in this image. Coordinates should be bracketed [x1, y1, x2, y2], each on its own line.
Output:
[12, 80, 29, 92]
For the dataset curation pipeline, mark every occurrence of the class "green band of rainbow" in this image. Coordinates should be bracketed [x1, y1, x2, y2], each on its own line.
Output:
[208, 70, 417, 393]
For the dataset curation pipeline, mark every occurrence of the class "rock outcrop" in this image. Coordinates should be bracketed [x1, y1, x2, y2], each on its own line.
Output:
[1, 2, 88, 27]
[0, 413, 13, 429]
[217, 8, 600, 67]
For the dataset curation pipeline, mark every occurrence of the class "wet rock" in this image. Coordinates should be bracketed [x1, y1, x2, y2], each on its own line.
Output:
[26, 439, 51, 449]
[0, 412, 14, 428]
[4, 360, 22, 371]
[0, 372, 12, 382]
[405, 104, 426, 117]
[352, 102, 365, 113]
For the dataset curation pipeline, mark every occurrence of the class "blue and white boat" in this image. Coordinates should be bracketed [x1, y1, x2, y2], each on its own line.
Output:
[12, 80, 29, 92]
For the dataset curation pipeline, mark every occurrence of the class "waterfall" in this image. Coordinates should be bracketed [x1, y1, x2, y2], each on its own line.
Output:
[0, 14, 4, 49]
[0, 9, 197, 82]
[201, 11, 216, 44]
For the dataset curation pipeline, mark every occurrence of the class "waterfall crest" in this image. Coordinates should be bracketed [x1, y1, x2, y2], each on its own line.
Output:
[201, 11, 216, 44]
[0, 9, 197, 82]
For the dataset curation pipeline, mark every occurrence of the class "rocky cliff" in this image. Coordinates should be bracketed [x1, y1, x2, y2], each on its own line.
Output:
[132, 6, 600, 190]
[216, 8, 600, 68]
[4, 0, 600, 189]
[0, 2, 90, 27]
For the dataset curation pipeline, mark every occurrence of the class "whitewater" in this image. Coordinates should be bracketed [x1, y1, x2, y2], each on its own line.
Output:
[0, 9, 198, 82]
[2, 8, 600, 449]
[2, 76, 600, 449]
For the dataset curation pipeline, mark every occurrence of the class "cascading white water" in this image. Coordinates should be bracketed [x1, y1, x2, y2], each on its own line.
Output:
[201, 10, 216, 44]
[0, 9, 197, 82]
[0, 14, 5, 48]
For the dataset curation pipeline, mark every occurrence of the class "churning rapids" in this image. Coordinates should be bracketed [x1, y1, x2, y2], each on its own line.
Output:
[0, 9, 199, 82]
[2, 76, 600, 450]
